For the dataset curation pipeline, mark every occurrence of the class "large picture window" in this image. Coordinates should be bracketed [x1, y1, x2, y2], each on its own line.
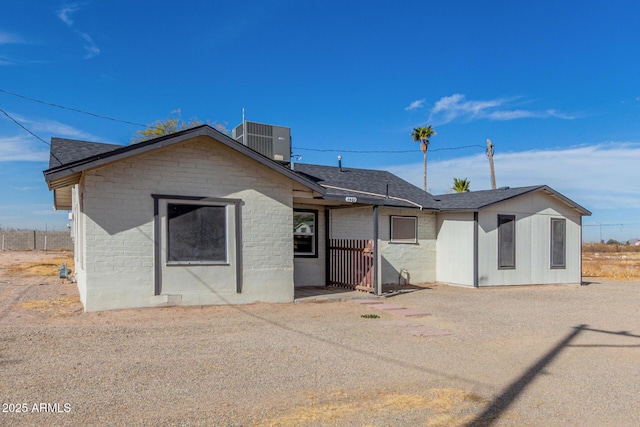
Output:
[551, 218, 566, 269]
[498, 214, 516, 269]
[294, 210, 317, 257]
[390, 216, 417, 243]
[167, 203, 227, 263]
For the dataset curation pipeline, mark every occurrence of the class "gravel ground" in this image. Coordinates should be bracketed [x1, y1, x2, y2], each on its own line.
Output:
[1, 251, 639, 426]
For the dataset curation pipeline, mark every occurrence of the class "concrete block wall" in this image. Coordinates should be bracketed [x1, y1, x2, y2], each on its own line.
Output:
[329, 206, 374, 239]
[328, 206, 437, 285]
[79, 136, 295, 311]
[0, 230, 73, 251]
[378, 208, 437, 285]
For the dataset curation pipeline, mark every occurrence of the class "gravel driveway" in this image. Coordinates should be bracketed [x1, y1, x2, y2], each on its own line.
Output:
[1, 252, 639, 426]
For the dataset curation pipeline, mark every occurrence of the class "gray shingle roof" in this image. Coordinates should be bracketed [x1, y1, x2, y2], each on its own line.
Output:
[43, 125, 326, 195]
[434, 185, 591, 215]
[49, 138, 124, 169]
[293, 163, 439, 209]
[434, 186, 544, 210]
[44, 130, 589, 216]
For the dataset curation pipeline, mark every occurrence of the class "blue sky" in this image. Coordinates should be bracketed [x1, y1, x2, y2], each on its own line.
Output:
[1, 0, 639, 242]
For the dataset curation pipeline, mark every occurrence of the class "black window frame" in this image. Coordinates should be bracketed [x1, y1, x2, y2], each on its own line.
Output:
[166, 201, 228, 265]
[550, 218, 566, 269]
[497, 214, 516, 270]
[294, 209, 318, 258]
[390, 215, 418, 244]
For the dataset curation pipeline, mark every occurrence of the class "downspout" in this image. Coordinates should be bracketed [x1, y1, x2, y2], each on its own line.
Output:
[373, 205, 380, 295]
[325, 207, 331, 287]
[579, 216, 584, 286]
[153, 195, 161, 295]
[473, 211, 479, 288]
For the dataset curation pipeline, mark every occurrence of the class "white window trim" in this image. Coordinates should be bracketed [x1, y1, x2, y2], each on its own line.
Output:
[294, 209, 317, 257]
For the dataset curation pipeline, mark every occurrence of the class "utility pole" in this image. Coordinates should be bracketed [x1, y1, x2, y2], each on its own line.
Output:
[486, 139, 497, 190]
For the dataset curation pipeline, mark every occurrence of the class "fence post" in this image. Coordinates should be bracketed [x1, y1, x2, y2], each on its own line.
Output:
[33, 230, 37, 250]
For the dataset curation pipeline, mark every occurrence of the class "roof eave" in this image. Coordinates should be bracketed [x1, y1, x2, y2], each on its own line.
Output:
[43, 126, 326, 195]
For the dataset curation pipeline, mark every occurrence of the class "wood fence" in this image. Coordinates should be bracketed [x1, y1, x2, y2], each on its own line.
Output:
[328, 239, 374, 292]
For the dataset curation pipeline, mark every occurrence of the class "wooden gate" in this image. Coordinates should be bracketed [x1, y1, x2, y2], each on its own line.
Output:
[329, 239, 374, 292]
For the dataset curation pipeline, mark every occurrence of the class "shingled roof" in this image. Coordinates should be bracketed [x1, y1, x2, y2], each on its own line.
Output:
[49, 138, 123, 169]
[434, 185, 591, 215]
[43, 127, 589, 215]
[43, 125, 326, 195]
[293, 163, 439, 209]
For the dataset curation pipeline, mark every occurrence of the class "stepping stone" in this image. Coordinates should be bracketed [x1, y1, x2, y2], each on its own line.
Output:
[384, 308, 431, 318]
[407, 326, 451, 337]
[371, 303, 406, 310]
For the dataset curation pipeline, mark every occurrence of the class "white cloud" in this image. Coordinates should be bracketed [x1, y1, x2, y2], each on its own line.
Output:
[10, 113, 100, 140]
[386, 142, 640, 211]
[428, 94, 577, 125]
[57, 5, 80, 26]
[79, 32, 100, 58]
[405, 99, 426, 111]
[0, 136, 49, 162]
[0, 32, 26, 44]
[56, 4, 100, 58]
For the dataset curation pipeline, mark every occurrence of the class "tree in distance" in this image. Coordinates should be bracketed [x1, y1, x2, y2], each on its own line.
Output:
[131, 109, 228, 143]
[452, 177, 471, 193]
[411, 125, 436, 192]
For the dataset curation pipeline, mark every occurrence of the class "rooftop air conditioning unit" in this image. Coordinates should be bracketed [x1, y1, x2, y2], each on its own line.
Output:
[232, 121, 291, 163]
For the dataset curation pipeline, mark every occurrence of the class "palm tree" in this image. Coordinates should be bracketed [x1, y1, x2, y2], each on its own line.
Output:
[411, 126, 436, 192]
[452, 177, 471, 193]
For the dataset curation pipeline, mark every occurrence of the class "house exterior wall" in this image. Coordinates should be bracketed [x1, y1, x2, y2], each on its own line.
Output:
[378, 208, 436, 285]
[72, 183, 87, 306]
[436, 212, 475, 286]
[293, 204, 326, 287]
[477, 192, 583, 286]
[328, 206, 437, 285]
[78, 136, 295, 311]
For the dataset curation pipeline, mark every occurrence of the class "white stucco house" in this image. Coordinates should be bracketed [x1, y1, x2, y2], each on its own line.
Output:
[43, 124, 591, 312]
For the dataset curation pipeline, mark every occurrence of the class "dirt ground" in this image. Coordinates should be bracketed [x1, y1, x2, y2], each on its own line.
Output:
[1, 251, 639, 426]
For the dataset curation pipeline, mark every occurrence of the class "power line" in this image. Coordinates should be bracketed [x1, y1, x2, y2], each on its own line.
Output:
[0, 88, 146, 127]
[0, 107, 49, 146]
[293, 144, 485, 154]
[0, 107, 65, 165]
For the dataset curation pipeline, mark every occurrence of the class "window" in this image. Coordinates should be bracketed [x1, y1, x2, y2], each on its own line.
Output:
[498, 215, 516, 269]
[294, 210, 317, 257]
[551, 218, 566, 268]
[390, 216, 417, 244]
[167, 203, 227, 263]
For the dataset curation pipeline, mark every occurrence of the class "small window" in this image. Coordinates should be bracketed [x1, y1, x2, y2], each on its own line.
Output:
[167, 203, 227, 263]
[498, 214, 516, 269]
[294, 210, 317, 257]
[551, 218, 566, 269]
[390, 216, 417, 244]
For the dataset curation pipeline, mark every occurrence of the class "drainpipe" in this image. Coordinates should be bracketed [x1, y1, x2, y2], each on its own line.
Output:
[473, 211, 479, 288]
[325, 207, 331, 287]
[373, 205, 380, 295]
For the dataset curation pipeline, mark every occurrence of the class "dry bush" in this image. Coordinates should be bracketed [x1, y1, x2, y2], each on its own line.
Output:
[18, 295, 82, 317]
[9, 254, 74, 277]
[583, 243, 640, 253]
[582, 245, 640, 280]
[255, 388, 486, 427]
